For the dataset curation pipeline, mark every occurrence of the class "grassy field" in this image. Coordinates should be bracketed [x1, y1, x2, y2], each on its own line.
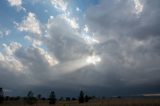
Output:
[0, 98, 160, 106]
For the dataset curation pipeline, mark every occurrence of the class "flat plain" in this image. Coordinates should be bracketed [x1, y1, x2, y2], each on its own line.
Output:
[0, 98, 160, 106]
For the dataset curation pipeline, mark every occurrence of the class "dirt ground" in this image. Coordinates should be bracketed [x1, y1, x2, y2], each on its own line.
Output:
[0, 98, 160, 106]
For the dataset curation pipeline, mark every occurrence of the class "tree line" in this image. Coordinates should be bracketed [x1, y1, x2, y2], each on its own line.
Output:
[0, 87, 93, 105]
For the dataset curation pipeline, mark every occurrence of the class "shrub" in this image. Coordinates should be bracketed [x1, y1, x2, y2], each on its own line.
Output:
[49, 91, 56, 104]
[26, 91, 37, 105]
[0, 88, 4, 104]
[78, 90, 84, 103]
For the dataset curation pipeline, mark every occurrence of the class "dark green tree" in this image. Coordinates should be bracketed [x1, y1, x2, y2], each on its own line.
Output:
[72, 97, 76, 101]
[59, 97, 64, 101]
[66, 97, 70, 101]
[37, 94, 41, 100]
[85, 95, 89, 102]
[0, 88, 4, 104]
[78, 90, 84, 103]
[26, 91, 37, 105]
[49, 91, 56, 104]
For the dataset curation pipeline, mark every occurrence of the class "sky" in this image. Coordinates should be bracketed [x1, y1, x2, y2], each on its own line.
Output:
[0, 0, 160, 97]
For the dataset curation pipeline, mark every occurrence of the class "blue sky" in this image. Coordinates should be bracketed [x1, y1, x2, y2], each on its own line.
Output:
[0, 0, 100, 47]
[0, 0, 160, 97]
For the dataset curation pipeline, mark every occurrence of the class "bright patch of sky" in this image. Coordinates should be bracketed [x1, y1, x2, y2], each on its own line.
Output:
[134, 0, 143, 15]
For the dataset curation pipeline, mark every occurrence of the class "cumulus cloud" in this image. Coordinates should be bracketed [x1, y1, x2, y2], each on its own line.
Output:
[50, 0, 68, 12]
[1, 0, 160, 96]
[15, 12, 41, 35]
[134, 0, 143, 15]
[0, 41, 59, 90]
[0, 29, 10, 38]
[45, 16, 90, 61]
[0, 42, 24, 72]
[7, 0, 26, 11]
[76, 7, 80, 12]
[7, 0, 22, 7]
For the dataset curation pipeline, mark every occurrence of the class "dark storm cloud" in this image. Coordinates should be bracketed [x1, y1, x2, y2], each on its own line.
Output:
[84, 0, 160, 93]
[45, 17, 91, 61]
[1, 0, 160, 97]
[87, 0, 160, 39]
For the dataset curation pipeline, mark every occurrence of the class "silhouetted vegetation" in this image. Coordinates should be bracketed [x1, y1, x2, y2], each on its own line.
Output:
[59, 97, 64, 101]
[0, 88, 4, 104]
[41, 97, 46, 100]
[0, 87, 160, 106]
[66, 97, 70, 101]
[26, 91, 37, 105]
[49, 91, 56, 104]
[72, 97, 77, 101]
[85, 94, 89, 102]
[78, 90, 84, 103]
[37, 94, 41, 100]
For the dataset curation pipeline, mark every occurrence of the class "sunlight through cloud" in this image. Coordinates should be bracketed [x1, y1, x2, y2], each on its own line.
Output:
[134, 0, 143, 15]
[86, 55, 101, 65]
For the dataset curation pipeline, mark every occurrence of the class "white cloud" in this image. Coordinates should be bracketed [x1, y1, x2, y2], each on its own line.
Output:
[24, 35, 42, 46]
[0, 29, 10, 38]
[50, 0, 79, 30]
[134, 0, 143, 15]
[50, 0, 99, 46]
[62, 14, 79, 29]
[84, 25, 89, 33]
[86, 54, 101, 65]
[0, 41, 59, 87]
[81, 25, 100, 45]
[51, 0, 68, 12]
[7, 0, 26, 11]
[76, 7, 80, 12]
[7, 0, 22, 7]
[50, 16, 54, 19]
[33, 46, 59, 66]
[0, 42, 24, 72]
[46, 16, 89, 61]
[16, 12, 41, 35]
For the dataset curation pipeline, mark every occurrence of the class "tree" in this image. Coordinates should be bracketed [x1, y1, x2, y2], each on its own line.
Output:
[59, 97, 64, 101]
[85, 95, 89, 102]
[26, 91, 37, 105]
[78, 90, 84, 103]
[0, 88, 4, 104]
[37, 94, 41, 100]
[49, 91, 56, 104]
[66, 97, 70, 101]
[72, 97, 76, 101]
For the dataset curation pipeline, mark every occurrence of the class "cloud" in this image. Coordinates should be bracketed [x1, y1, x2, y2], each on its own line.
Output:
[1, 0, 160, 96]
[49, 0, 99, 45]
[7, 0, 26, 11]
[50, 0, 68, 12]
[134, 0, 143, 15]
[45, 16, 90, 61]
[7, 0, 22, 7]
[0, 41, 59, 90]
[15, 12, 41, 35]
[0, 42, 24, 72]
[84, 0, 160, 90]
[86, 0, 160, 40]
[0, 29, 10, 38]
[76, 7, 80, 12]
